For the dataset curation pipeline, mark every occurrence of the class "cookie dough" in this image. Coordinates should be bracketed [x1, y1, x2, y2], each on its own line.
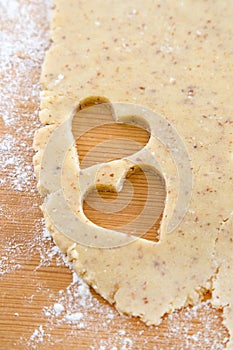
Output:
[33, 0, 233, 346]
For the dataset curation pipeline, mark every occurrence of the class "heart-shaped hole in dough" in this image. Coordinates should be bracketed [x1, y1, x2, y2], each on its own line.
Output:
[73, 96, 166, 242]
[84, 168, 165, 242]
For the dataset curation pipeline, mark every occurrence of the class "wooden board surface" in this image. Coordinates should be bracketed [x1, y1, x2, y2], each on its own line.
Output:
[0, 1, 229, 349]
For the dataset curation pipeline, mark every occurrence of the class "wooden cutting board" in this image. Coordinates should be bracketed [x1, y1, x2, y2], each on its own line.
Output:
[0, 1, 229, 349]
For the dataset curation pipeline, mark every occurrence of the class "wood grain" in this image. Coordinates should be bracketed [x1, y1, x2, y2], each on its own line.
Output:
[0, 1, 229, 349]
[75, 104, 165, 242]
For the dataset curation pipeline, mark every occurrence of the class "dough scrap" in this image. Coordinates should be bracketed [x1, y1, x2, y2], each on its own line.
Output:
[34, 0, 233, 346]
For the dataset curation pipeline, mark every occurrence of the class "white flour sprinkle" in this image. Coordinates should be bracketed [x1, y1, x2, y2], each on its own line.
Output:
[53, 303, 65, 316]
[122, 338, 133, 350]
[30, 325, 45, 344]
[118, 329, 126, 336]
[0, 133, 33, 191]
[29, 325, 51, 349]
[64, 312, 84, 323]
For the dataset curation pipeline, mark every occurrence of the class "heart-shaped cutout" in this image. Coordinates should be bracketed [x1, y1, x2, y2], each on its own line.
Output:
[74, 98, 166, 242]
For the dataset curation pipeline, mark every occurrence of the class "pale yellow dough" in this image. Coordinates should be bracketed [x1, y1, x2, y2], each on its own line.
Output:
[34, 0, 233, 347]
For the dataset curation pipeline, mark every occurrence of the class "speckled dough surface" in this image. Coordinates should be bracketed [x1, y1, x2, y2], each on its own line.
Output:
[34, 0, 233, 347]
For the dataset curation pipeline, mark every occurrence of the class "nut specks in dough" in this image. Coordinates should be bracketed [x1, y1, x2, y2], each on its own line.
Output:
[34, 0, 233, 348]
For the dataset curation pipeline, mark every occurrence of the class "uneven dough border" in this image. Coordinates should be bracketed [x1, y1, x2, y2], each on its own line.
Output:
[34, 0, 233, 347]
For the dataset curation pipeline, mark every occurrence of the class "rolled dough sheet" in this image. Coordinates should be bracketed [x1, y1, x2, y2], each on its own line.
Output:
[34, 0, 233, 347]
